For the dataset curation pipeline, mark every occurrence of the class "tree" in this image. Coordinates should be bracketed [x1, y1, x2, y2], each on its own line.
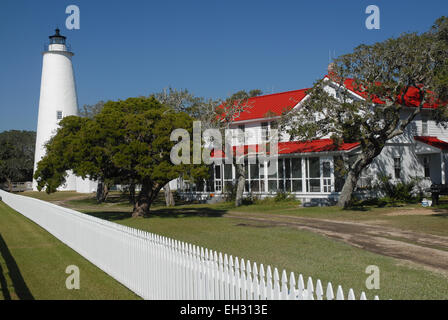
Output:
[214, 90, 263, 207]
[0, 130, 36, 191]
[152, 87, 262, 207]
[281, 17, 448, 207]
[35, 96, 208, 217]
[78, 101, 105, 119]
[153, 88, 203, 206]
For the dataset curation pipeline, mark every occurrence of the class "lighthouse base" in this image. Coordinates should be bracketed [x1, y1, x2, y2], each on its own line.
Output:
[32, 172, 97, 194]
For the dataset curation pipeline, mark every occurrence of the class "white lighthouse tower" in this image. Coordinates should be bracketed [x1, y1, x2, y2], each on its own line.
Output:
[33, 29, 79, 191]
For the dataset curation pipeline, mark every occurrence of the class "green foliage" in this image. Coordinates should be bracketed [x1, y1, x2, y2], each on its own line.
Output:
[281, 16, 448, 207]
[273, 191, 298, 203]
[223, 182, 238, 202]
[0, 130, 36, 185]
[374, 175, 424, 203]
[34, 96, 209, 214]
[252, 193, 301, 206]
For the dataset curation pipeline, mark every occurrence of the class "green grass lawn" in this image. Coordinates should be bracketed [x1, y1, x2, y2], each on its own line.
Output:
[59, 193, 448, 237]
[18, 191, 448, 299]
[0, 201, 139, 300]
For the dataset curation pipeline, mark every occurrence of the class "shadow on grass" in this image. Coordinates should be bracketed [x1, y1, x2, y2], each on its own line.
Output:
[430, 209, 448, 218]
[343, 206, 371, 212]
[84, 206, 228, 221]
[0, 233, 34, 300]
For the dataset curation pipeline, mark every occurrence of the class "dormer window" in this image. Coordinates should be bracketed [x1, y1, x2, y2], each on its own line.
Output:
[57, 110, 63, 120]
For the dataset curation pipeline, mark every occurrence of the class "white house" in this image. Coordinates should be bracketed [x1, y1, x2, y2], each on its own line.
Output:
[176, 70, 448, 203]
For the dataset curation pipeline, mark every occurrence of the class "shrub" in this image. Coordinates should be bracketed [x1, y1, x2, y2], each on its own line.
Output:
[374, 175, 424, 203]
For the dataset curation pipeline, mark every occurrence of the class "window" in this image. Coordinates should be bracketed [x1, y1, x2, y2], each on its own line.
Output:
[249, 162, 260, 192]
[261, 122, 269, 142]
[291, 158, 302, 192]
[322, 161, 332, 192]
[267, 160, 278, 192]
[259, 162, 266, 192]
[237, 125, 245, 144]
[422, 117, 428, 135]
[223, 164, 233, 191]
[57, 110, 63, 120]
[306, 157, 321, 192]
[394, 157, 401, 179]
[214, 165, 222, 192]
[423, 156, 430, 178]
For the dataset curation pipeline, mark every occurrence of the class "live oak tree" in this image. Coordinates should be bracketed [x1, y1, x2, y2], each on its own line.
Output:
[215, 90, 262, 207]
[35, 96, 208, 217]
[155, 87, 261, 207]
[281, 17, 448, 207]
[154, 88, 204, 207]
[0, 130, 36, 191]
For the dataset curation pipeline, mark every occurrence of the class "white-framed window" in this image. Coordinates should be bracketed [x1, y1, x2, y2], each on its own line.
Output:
[223, 163, 234, 191]
[249, 161, 261, 192]
[214, 165, 222, 192]
[306, 157, 321, 192]
[322, 160, 332, 192]
[57, 110, 63, 120]
[394, 157, 401, 179]
[267, 160, 279, 192]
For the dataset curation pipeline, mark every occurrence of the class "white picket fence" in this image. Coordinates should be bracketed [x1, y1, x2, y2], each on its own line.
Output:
[0, 190, 379, 300]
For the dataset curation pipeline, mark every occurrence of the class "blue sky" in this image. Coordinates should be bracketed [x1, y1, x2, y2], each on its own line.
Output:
[0, 0, 446, 131]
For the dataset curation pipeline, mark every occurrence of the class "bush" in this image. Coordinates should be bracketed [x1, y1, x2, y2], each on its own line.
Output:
[254, 192, 301, 206]
[273, 191, 298, 203]
[223, 182, 238, 202]
[374, 175, 424, 203]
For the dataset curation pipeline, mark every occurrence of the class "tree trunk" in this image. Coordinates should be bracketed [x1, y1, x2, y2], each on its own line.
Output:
[336, 150, 379, 208]
[96, 179, 104, 203]
[6, 178, 12, 193]
[132, 182, 162, 217]
[96, 179, 109, 203]
[235, 163, 246, 207]
[133, 197, 150, 217]
[129, 182, 136, 205]
[102, 183, 109, 202]
[336, 169, 360, 207]
[164, 182, 175, 207]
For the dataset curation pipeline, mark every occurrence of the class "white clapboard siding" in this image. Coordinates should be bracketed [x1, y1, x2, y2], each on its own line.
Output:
[0, 190, 379, 300]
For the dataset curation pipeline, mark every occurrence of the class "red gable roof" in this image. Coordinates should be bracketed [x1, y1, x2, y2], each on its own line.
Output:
[327, 76, 441, 109]
[414, 136, 448, 150]
[231, 89, 309, 122]
[211, 139, 359, 158]
[227, 75, 441, 124]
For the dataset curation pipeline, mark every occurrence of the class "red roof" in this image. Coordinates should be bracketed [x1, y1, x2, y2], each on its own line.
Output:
[278, 139, 360, 154]
[225, 75, 441, 124]
[211, 139, 359, 158]
[327, 76, 441, 109]
[229, 89, 309, 122]
[414, 136, 448, 150]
